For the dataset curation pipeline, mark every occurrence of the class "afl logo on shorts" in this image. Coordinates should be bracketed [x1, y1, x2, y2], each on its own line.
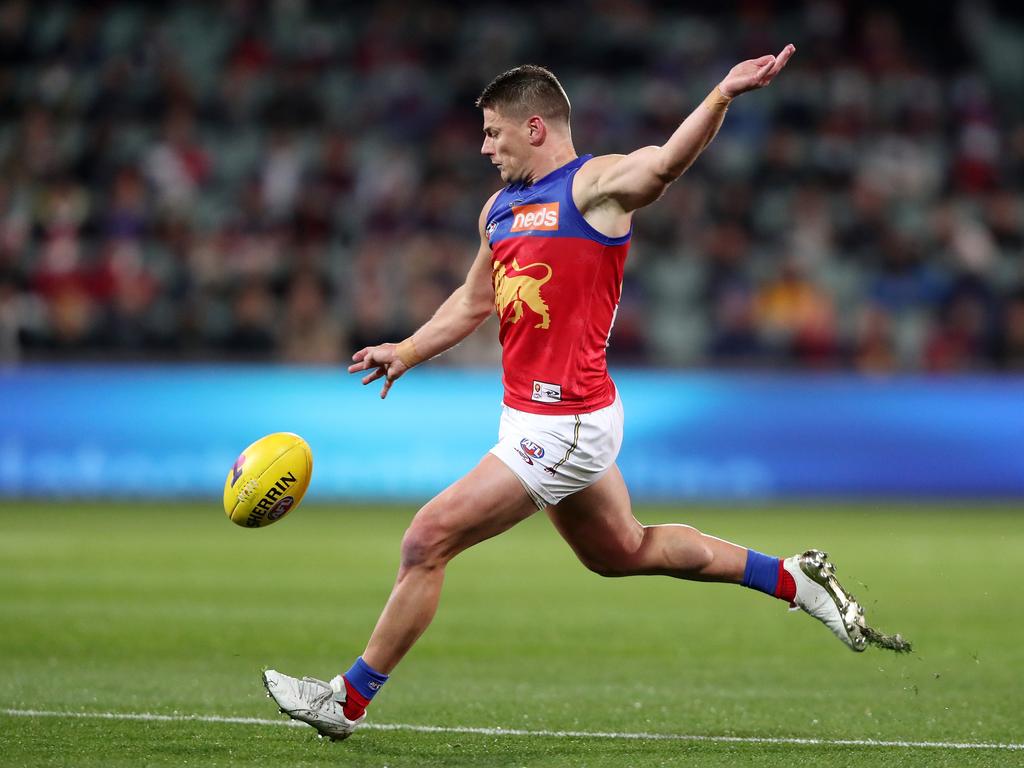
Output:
[520, 439, 545, 459]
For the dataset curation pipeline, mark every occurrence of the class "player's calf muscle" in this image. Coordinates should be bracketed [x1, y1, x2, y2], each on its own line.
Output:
[662, 524, 716, 572]
[577, 524, 717, 579]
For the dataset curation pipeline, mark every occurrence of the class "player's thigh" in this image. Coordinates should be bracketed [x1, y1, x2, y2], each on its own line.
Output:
[404, 453, 538, 565]
[545, 463, 644, 573]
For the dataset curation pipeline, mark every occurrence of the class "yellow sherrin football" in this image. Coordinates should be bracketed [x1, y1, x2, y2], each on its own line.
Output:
[223, 432, 313, 528]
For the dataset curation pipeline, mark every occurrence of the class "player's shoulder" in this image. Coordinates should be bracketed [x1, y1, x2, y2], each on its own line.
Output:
[574, 153, 626, 188]
[572, 154, 626, 205]
[578, 153, 626, 175]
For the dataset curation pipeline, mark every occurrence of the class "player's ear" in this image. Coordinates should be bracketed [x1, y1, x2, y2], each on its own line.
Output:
[526, 115, 547, 146]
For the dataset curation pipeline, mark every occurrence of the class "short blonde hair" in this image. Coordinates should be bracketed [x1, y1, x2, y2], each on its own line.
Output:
[476, 65, 570, 124]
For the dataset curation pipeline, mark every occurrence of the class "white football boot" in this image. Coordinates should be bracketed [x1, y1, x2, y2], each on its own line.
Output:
[783, 549, 867, 652]
[262, 669, 365, 741]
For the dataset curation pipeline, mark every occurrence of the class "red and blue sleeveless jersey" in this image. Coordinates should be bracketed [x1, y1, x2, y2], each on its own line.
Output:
[485, 154, 631, 415]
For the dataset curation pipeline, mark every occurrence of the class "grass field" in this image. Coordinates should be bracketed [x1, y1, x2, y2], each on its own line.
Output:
[1, 501, 1022, 767]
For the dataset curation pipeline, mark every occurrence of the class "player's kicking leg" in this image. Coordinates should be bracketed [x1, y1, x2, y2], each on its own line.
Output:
[264, 453, 538, 740]
[547, 464, 909, 653]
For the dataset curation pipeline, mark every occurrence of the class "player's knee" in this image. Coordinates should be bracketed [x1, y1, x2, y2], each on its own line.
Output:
[397, 512, 454, 573]
[581, 556, 631, 578]
[576, 546, 639, 578]
[573, 526, 646, 577]
[399, 516, 449, 571]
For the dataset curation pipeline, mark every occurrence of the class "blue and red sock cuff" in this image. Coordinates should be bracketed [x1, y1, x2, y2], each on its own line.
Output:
[742, 548, 780, 596]
[344, 656, 389, 702]
[742, 549, 796, 603]
[341, 656, 388, 721]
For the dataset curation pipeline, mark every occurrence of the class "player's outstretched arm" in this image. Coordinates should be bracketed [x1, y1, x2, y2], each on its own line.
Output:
[347, 194, 499, 399]
[578, 44, 795, 214]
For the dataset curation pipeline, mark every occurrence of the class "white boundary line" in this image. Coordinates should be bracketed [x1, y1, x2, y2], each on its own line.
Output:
[2, 708, 1021, 751]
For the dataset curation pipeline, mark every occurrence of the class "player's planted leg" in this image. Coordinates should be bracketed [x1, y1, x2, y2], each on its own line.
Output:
[263, 455, 538, 739]
[361, 456, 538, 669]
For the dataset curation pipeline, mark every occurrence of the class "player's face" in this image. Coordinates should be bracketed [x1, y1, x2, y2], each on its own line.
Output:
[481, 108, 532, 184]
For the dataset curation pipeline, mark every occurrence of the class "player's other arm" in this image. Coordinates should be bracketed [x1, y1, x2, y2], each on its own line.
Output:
[348, 193, 499, 399]
[580, 44, 795, 214]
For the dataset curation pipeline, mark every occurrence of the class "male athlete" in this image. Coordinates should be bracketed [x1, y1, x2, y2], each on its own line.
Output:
[263, 46, 908, 740]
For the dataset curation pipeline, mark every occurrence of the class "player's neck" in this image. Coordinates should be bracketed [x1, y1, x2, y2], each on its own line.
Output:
[522, 142, 577, 186]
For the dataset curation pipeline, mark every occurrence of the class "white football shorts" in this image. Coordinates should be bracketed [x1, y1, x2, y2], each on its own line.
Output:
[489, 392, 624, 509]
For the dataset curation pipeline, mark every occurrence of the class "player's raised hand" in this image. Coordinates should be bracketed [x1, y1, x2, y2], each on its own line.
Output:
[718, 44, 795, 98]
[348, 344, 409, 399]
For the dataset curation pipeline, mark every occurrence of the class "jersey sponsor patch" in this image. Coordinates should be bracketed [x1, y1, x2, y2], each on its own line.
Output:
[510, 202, 559, 232]
[532, 381, 562, 403]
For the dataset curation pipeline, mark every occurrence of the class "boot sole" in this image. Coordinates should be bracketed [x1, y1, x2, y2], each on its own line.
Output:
[798, 549, 867, 652]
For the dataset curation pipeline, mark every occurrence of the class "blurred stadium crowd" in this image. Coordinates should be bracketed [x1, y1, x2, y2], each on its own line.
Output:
[1, 0, 1023, 370]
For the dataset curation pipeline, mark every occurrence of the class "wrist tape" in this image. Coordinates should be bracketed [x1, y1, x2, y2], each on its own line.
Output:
[703, 85, 733, 112]
[396, 338, 424, 369]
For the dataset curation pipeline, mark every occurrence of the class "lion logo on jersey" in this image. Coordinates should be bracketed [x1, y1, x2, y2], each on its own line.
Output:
[493, 258, 553, 329]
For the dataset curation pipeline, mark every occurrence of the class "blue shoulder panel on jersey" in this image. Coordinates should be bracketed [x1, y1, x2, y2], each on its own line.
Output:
[485, 154, 631, 248]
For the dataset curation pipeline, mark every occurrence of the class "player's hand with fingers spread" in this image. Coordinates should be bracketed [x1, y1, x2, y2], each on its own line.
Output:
[348, 344, 410, 400]
[718, 43, 796, 98]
